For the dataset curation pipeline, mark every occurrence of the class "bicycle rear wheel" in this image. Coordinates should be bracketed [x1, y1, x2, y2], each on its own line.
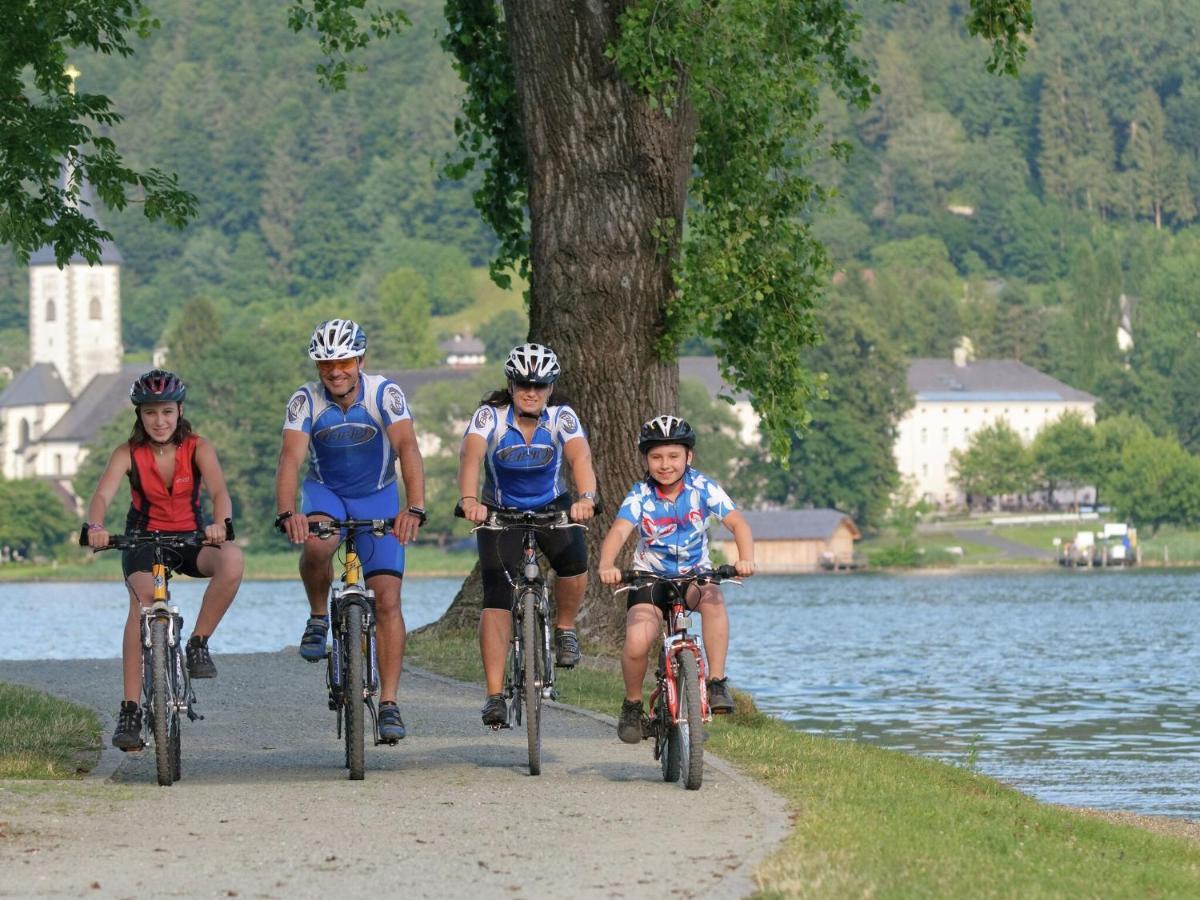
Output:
[344, 603, 366, 780]
[677, 651, 705, 790]
[521, 590, 543, 775]
[150, 618, 175, 786]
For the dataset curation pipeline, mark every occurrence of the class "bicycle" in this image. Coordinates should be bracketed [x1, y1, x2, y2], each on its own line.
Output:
[79, 520, 234, 786]
[457, 504, 585, 776]
[615, 565, 740, 790]
[302, 518, 391, 781]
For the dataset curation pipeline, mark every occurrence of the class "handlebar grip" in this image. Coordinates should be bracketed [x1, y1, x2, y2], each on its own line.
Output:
[225, 518, 235, 542]
[78, 524, 90, 547]
[453, 501, 465, 519]
[620, 570, 642, 584]
[715, 564, 738, 579]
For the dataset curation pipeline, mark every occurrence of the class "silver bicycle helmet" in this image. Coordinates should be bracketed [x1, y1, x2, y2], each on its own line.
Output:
[309, 318, 367, 361]
[504, 343, 561, 384]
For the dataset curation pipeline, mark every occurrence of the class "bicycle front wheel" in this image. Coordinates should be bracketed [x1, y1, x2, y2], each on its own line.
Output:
[150, 618, 176, 786]
[344, 603, 366, 781]
[677, 651, 705, 790]
[521, 590, 543, 776]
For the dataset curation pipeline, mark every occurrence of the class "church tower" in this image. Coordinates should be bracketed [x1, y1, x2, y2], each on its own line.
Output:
[27, 69, 123, 396]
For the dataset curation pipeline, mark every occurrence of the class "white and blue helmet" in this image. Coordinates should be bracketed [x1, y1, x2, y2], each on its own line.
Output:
[504, 342, 560, 384]
[309, 318, 367, 361]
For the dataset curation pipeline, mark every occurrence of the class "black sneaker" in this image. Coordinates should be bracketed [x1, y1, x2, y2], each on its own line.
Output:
[299, 616, 328, 662]
[378, 702, 406, 743]
[554, 627, 581, 668]
[112, 701, 143, 751]
[707, 677, 734, 714]
[186, 634, 217, 679]
[618, 698, 646, 744]
[481, 693, 507, 727]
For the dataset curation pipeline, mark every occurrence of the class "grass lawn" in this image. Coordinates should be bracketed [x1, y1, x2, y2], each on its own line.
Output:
[0, 683, 101, 778]
[406, 629, 1200, 897]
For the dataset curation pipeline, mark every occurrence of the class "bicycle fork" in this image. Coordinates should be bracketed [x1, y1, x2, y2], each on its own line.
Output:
[327, 590, 380, 738]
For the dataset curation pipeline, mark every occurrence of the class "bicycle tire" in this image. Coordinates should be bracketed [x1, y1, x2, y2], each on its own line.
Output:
[677, 650, 705, 790]
[521, 589, 542, 776]
[658, 687, 680, 783]
[344, 603, 366, 780]
[150, 618, 174, 786]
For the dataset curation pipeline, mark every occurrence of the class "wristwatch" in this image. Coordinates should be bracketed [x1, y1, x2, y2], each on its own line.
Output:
[407, 505, 427, 526]
[578, 491, 597, 503]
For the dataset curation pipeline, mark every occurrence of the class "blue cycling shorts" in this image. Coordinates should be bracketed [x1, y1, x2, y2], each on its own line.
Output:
[301, 480, 404, 579]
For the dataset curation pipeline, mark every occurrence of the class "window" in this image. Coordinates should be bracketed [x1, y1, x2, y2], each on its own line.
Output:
[920, 428, 927, 444]
[54, 454, 63, 475]
[89, 296, 102, 320]
[45, 300, 56, 322]
[942, 427, 949, 442]
[921, 464, 929, 477]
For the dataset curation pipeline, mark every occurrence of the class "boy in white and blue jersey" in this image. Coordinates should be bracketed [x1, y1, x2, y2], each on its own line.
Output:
[598, 415, 755, 742]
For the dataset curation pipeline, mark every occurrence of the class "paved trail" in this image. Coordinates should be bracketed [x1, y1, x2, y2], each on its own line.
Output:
[0, 651, 788, 899]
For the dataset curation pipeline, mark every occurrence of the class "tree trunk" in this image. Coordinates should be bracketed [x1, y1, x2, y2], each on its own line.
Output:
[429, 3, 698, 646]
[509, 1, 698, 646]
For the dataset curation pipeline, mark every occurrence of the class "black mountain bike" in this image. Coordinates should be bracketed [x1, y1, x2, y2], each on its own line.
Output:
[80, 521, 234, 786]
[305, 518, 389, 781]
[458, 505, 584, 776]
[615, 565, 740, 790]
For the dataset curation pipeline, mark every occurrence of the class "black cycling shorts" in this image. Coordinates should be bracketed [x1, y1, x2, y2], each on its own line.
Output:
[625, 578, 716, 613]
[122, 537, 207, 580]
[478, 499, 588, 611]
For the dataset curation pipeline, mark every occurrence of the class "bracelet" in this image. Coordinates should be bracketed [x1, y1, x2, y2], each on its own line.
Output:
[459, 495, 477, 503]
[407, 506, 428, 526]
[86, 522, 104, 532]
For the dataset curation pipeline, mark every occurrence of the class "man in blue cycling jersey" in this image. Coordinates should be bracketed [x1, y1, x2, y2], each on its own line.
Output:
[274, 319, 426, 743]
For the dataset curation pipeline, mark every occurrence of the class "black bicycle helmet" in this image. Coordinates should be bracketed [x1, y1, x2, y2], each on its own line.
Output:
[638, 415, 696, 453]
[504, 342, 561, 385]
[130, 369, 186, 405]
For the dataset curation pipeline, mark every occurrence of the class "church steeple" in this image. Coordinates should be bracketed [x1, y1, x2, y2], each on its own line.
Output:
[27, 66, 124, 396]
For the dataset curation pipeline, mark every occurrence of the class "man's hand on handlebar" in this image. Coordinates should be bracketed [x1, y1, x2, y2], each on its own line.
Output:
[278, 510, 311, 545]
[569, 498, 595, 523]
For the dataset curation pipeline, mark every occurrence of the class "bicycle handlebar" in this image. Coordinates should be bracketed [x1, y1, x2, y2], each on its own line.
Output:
[80, 518, 236, 549]
[454, 502, 585, 533]
[307, 518, 393, 538]
[618, 565, 740, 585]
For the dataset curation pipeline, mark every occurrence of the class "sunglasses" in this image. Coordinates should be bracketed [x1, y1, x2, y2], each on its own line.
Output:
[317, 358, 358, 373]
[512, 380, 550, 392]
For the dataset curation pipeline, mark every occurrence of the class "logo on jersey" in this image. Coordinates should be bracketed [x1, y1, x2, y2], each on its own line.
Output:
[287, 394, 307, 424]
[496, 443, 555, 468]
[560, 410, 579, 434]
[384, 384, 406, 418]
[474, 407, 494, 430]
[314, 422, 379, 447]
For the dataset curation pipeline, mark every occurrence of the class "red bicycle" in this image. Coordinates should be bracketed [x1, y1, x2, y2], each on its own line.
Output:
[616, 565, 740, 790]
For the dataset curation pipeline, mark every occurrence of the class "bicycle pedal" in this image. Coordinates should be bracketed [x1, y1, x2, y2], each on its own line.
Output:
[487, 722, 511, 732]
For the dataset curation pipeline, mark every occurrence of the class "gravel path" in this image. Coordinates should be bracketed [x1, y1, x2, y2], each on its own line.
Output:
[0, 651, 788, 899]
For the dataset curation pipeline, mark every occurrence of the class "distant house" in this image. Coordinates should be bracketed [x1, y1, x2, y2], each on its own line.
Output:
[439, 333, 486, 368]
[714, 508, 861, 573]
[895, 351, 1096, 508]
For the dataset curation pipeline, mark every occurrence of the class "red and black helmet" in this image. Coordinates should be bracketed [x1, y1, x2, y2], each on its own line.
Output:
[130, 369, 187, 406]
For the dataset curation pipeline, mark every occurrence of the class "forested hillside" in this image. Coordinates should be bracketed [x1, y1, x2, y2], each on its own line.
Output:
[7, 0, 1200, 538]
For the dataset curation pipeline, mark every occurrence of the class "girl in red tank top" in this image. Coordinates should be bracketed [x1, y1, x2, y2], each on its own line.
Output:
[81, 370, 244, 751]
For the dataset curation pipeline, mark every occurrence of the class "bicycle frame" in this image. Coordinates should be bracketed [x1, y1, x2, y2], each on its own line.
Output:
[80, 523, 232, 785]
[649, 587, 712, 728]
[307, 518, 386, 779]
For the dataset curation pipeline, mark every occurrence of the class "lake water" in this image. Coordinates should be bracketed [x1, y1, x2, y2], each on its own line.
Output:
[4, 571, 1199, 817]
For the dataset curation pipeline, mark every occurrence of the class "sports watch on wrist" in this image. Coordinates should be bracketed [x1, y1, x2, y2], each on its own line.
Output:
[578, 491, 597, 503]
[407, 505, 427, 526]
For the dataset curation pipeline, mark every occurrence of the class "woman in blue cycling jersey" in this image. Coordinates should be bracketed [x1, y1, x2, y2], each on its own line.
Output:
[457, 343, 598, 727]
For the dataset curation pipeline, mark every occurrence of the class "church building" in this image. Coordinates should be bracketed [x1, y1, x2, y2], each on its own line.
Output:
[0, 174, 142, 499]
